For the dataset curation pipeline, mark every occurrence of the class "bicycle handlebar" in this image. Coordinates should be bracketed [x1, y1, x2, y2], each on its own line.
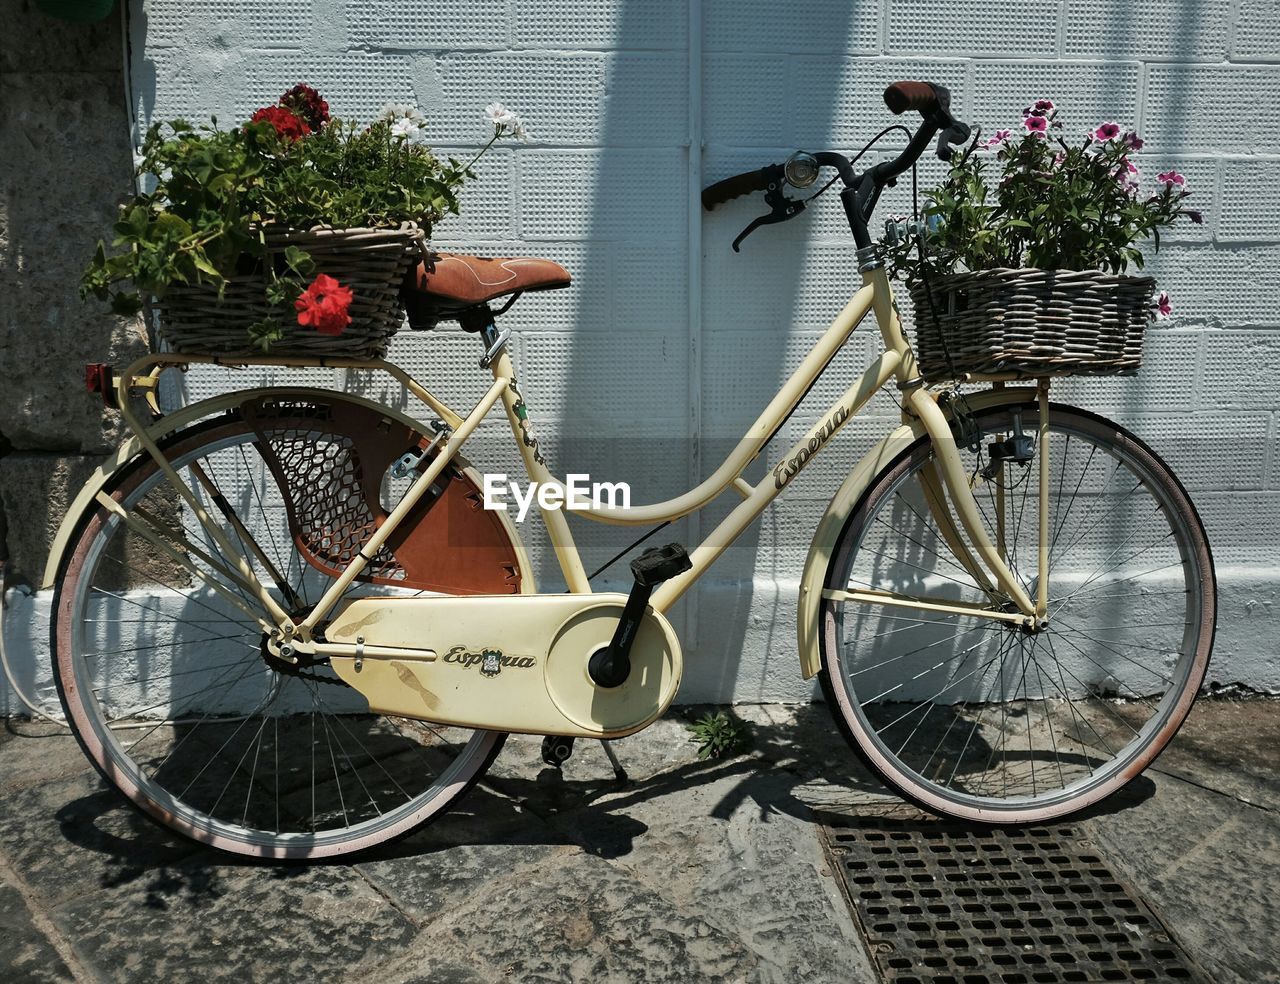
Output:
[883, 80, 940, 116]
[701, 164, 782, 211]
[701, 80, 972, 248]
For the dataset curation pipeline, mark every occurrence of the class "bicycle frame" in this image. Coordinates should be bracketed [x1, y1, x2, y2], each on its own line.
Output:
[96, 264, 1049, 665]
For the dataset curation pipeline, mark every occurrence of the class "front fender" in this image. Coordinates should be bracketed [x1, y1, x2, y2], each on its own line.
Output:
[796, 385, 1040, 678]
[41, 387, 534, 593]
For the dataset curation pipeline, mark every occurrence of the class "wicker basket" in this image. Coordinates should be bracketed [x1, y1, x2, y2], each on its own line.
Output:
[157, 225, 427, 359]
[908, 268, 1156, 381]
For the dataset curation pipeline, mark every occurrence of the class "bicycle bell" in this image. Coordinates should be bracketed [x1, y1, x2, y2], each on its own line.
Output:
[783, 151, 820, 189]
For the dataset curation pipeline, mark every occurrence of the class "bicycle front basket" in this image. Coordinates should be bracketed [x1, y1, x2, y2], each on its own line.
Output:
[908, 267, 1156, 381]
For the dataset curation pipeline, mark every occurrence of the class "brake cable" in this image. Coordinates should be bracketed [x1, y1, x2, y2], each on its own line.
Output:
[800, 124, 915, 208]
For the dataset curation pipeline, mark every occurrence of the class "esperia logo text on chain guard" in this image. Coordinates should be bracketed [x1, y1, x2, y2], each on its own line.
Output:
[442, 646, 537, 676]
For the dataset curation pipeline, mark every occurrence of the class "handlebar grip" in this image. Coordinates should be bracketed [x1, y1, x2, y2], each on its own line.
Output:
[883, 81, 939, 116]
[702, 167, 772, 211]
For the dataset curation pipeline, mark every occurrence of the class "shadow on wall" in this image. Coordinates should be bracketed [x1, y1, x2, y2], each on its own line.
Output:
[554, 0, 1218, 702]
[554, 1, 869, 702]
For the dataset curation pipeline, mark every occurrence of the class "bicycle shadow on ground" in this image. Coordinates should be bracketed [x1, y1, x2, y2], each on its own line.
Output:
[50, 784, 313, 908]
[364, 703, 1159, 863]
[48, 703, 1156, 884]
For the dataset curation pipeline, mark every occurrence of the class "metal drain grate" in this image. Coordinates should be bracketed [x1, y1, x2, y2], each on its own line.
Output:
[820, 816, 1208, 984]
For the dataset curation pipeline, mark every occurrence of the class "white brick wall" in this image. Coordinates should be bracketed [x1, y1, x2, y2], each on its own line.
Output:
[115, 0, 1280, 701]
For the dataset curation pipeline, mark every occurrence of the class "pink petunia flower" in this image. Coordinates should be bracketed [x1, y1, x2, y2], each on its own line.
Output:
[1024, 115, 1049, 136]
[1124, 131, 1144, 151]
[1156, 292, 1172, 318]
[1094, 121, 1122, 141]
[984, 128, 1011, 148]
[1033, 98, 1055, 115]
[1158, 169, 1187, 188]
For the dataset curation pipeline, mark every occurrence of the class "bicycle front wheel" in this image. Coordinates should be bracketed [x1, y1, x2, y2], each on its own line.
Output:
[819, 401, 1215, 823]
[52, 404, 512, 859]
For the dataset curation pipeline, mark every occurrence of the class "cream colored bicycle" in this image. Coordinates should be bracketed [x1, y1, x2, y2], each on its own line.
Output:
[48, 82, 1215, 859]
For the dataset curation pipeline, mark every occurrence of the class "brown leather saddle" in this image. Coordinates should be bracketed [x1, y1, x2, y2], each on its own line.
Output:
[402, 252, 571, 330]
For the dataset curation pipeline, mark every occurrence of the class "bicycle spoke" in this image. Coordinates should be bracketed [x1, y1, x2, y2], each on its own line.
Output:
[824, 405, 1208, 820]
[1050, 562, 1186, 614]
[87, 633, 258, 662]
[1043, 634, 1121, 756]
[873, 508, 981, 584]
[1047, 628, 1170, 703]
[307, 682, 419, 802]
[1049, 454, 1126, 566]
[944, 631, 1014, 789]
[89, 587, 255, 644]
[872, 648, 1005, 734]
[62, 422, 501, 853]
[847, 619, 1000, 678]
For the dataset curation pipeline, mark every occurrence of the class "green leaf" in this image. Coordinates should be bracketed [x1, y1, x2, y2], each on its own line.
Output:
[109, 291, 143, 316]
[152, 212, 192, 238]
[282, 245, 315, 275]
[191, 253, 223, 281]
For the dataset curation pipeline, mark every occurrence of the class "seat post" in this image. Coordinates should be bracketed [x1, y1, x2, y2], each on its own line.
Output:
[471, 311, 510, 369]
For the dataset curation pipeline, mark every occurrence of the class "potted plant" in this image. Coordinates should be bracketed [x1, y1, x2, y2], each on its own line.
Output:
[884, 100, 1199, 379]
[81, 85, 525, 357]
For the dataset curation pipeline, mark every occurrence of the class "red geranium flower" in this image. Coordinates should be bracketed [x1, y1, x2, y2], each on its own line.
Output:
[295, 274, 354, 335]
[249, 105, 310, 142]
[281, 83, 330, 131]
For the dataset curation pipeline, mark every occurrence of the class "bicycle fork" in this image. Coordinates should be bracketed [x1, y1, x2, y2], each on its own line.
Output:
[903, 381, 1050, 624]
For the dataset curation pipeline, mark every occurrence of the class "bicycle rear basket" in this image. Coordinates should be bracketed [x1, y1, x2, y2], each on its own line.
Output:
[156, 225, 426, 360]
[908, 267, 1156, 381]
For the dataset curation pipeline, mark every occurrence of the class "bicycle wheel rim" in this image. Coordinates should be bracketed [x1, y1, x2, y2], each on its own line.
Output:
[821, 403, 1214, 822]
[54, 416, 505, 858]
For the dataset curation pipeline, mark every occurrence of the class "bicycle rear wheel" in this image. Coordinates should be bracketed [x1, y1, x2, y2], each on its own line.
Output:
[819, 401, 1215, 823]
[52, 400, 516, 859]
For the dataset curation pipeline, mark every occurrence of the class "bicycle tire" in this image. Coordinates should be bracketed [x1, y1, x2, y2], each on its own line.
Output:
[818, 401, 1215, 823]
[52, 407, 511, 859]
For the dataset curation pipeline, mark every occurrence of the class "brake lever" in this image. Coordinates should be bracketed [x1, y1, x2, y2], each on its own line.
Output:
[935, 121, 972, 161]
[732, 183, 806, 252]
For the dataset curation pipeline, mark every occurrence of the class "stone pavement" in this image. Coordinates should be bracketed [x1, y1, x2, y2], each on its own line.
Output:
[0, 699, 1276, 983]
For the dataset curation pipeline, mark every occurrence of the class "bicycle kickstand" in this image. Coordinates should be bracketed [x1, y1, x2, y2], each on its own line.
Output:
[599, 740, 628, 784]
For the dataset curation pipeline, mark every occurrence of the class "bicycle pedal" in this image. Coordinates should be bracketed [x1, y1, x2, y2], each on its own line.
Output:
[590, 543, 692, 689]
[630, 542, 692, 587]
[540, 735, 575, 767]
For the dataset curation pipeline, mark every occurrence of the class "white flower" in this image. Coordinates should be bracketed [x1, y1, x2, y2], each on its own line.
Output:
[485, 101, 516, 126]
[379, 101, 425, 126]
[389, 117, 422, 141]
[379, 101, 427, 143]
[485, 101, 528, 140]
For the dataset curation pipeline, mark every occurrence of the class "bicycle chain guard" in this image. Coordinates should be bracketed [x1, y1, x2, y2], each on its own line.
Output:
[325, 593, 683, 738]
[240, 394, 522, 595]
